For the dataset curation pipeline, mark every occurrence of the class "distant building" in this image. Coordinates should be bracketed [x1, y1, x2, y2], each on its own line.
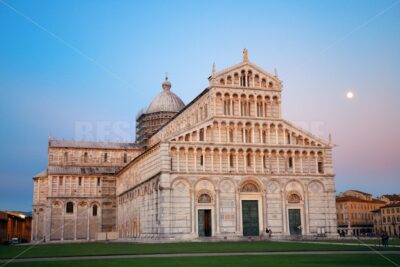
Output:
[379, 194, 400, 204]
[336, 190, 385, 236]
[372, 202, 400, 237]
[0, 211, 32, 243]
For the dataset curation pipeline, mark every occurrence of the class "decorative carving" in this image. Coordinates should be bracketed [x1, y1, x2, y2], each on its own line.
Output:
[243, 48, 248, 62]
[221, 180, 233, 192]
[175, 182, 187, 192]
[287, 191, 302, 203]
[198, 193, 212, 203]
[309, 182, 322, 193]
[267, 181, 279, 193]
[241, 182, 259, 192]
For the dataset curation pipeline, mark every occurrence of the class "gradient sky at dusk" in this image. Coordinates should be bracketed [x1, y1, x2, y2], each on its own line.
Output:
[0, 0, 399, 211]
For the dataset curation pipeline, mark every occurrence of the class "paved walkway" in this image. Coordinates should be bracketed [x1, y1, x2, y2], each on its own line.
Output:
[284, 240, 400, 248]
[1, 250, 400, 264]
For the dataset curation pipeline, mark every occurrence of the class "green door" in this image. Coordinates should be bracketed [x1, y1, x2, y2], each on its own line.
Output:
[288, 209, 301, 235]
[198, 210, 211, 237]
[242, 200, 259, 236]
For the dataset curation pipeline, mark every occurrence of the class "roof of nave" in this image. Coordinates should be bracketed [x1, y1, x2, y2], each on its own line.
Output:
[149, 87, 210, 138]
[48, 166, 121, 175]
[33, 169, 47, 178]
[336, 195, 385, 204]
[281, 119, 330, 147]
[49, 140, 140, 150]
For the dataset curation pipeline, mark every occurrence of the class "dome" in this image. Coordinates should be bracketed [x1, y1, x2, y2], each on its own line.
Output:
[146, 78, 185, 113]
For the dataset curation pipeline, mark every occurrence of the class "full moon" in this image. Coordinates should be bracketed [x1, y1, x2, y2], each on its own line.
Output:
[346, 91, 354, 99]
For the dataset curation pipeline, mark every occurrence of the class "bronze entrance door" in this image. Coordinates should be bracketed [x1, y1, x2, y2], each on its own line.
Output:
[242, 200, 259, 236]
[288, 209, 301, 235]
[198, 209, 212, 237]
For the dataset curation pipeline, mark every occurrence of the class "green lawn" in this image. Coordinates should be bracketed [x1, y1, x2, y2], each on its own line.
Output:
[0, 241, 399, 259]
[5, 254, 400, 267]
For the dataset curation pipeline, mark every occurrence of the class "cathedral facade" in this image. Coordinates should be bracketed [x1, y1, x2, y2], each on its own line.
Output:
[32, 51, 337, 241]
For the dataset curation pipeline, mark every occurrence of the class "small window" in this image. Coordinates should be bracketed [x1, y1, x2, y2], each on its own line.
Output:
[123, 153, 128, 163]
[287, 133, 291, 144]
[78, 177, 82, 186]
[199, 129, 204, 141]
[59, 176, 63, 186]
[229, 129, 234, 142]
[63, 152, 68, 163]
[104, 153, 108, 162]
[246, 153, 252, 167]
[288, 157, 293, 168]
[229, 154, 234, 167]
[200, 155, 204, 166]
[97, 177, 101, 186]
[83, 152, 88, 163]
[318, 161, 324, 173]
[92, 205, 98, 216]
[66, 202, 74, 214]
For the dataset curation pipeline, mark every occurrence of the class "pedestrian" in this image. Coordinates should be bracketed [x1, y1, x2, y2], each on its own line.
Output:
[381, 231, 389, 247]
[268, 228, 272, 238]
[385, 233, 390, 247]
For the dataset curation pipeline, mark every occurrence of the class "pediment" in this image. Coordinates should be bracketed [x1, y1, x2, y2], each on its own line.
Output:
[210, 61, 282, 90]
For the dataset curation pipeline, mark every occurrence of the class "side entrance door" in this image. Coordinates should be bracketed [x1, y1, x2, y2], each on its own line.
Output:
[242, 200, 259, 236]
[288, 209, 301, 235]
[198, 209, 212, 237]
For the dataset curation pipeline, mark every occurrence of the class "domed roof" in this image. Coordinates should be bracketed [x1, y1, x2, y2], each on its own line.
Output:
[146, 77, 185, 113]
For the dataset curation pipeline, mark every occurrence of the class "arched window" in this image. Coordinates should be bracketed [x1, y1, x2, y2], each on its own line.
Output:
[240, 70, 246, 87]
[199, 128, 204, 141]
[104, 153, 108, 162]
[246, 153, 252, 167]
[229, 154, 234, 167]
[123, 153, 128, 163]
[66, 202, 74, 214]
[198, 194, 211, 203]
[229, 129, 234, 142]
[318, 161, 324, 174]
[262, 130, 267, 143]
[288, 157, 293, 168]
[92, 205, 98, 216]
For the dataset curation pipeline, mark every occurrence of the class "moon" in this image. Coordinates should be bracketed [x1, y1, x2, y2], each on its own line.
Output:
[346, 91, 354, 99]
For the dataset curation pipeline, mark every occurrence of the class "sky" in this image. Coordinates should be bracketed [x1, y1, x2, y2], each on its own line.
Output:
[0, 0, 399, 211]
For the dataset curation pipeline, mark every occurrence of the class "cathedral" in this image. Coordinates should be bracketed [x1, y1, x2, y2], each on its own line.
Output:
[32, 50, 337, 242]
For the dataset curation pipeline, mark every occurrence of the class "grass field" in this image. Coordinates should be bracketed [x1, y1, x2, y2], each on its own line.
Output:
[4, 254, 400, 267]
[0, 241, 399, 259]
